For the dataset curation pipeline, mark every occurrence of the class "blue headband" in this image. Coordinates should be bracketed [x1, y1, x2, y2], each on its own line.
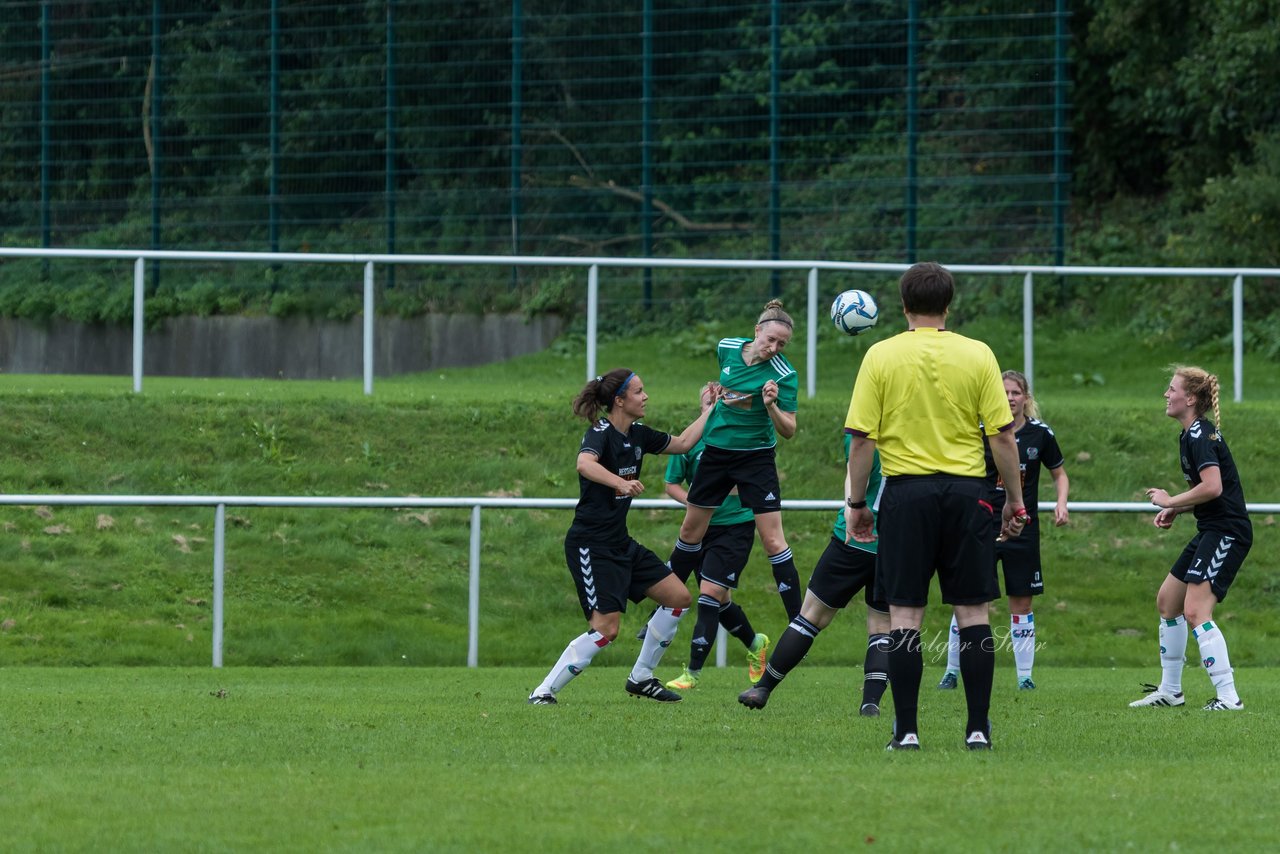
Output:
[615, 372, 637, 399]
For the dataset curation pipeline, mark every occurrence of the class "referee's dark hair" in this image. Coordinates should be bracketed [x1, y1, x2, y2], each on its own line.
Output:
[572, 367, 635, 421]
[899, 261, 955, 316]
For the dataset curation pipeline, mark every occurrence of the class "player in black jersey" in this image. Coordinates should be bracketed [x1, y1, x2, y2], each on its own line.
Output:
[528, 368, 714, 705]
[940, 370, 1070, 691]
[1131, 366, 1252, 712]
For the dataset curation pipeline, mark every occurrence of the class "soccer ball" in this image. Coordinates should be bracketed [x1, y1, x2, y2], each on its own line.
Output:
[830, 289, 879, 336]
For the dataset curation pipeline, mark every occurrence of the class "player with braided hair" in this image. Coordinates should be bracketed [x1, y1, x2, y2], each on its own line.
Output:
[1131, 366, 1252, 711]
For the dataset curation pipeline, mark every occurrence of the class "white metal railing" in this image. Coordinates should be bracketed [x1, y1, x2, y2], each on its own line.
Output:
[5, 493, 1278, 669]
[1, 246, 1277, 401]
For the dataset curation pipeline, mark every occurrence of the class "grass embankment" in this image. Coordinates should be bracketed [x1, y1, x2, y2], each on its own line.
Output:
[1, 319, 1277, 669]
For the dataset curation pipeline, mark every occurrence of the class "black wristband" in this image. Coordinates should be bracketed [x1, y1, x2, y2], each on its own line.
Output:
[845, 499, 867, 509]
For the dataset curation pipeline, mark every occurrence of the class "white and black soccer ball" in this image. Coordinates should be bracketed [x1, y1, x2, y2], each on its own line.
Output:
[830, 289, 879, 336]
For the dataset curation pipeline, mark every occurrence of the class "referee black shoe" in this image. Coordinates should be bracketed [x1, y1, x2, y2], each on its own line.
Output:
[886, 732, 920, 751]
[626, 677, 683, 703]
[965, 720, 993, 751]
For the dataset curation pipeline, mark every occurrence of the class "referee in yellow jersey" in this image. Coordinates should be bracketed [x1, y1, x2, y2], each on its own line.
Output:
[844, 261, 1028, 752]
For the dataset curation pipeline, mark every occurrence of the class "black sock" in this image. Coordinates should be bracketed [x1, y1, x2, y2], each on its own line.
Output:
[718, 600, 756, 648]
[886, 628, 923, 736]
[688, 595, 721, 672]
[668, 539, 702, 585]
[862, 632, 891, 706]
[957, 623, 995, 736]
[758, 614, 820, 691]
[768, 549, 802, 620]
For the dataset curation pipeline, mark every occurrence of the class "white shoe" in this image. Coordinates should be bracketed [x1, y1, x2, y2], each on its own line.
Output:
[1203, 697, 1244, 711]
[1128, 683, 1185, 708]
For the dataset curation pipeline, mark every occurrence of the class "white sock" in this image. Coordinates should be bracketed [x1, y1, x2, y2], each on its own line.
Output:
[630, 606, 685, 682]
[946, 613, 960, 674]
[1159, 615, 1187, 695]
[531, 629, 610, 697]
[1011, 612, 1035, 680]
[1193, 620, 1239, 704]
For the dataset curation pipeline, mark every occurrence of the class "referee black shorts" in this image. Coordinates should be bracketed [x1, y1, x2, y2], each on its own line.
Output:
[874, 473, 999, 607]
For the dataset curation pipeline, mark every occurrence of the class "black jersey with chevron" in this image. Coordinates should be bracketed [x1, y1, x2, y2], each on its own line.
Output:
[983, 418, 1065, 512]
[1180, 417, 1250, 536]
[568, 419, 671, 543]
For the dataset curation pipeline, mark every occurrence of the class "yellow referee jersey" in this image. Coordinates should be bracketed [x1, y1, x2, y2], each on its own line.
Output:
[844, 327, 1012, 478]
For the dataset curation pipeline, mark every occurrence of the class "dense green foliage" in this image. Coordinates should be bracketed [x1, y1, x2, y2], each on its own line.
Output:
[2, 667, 1278, 850]
[2, 1, 1278, 338]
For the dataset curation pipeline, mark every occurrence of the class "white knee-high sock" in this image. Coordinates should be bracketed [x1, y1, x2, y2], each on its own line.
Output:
[1193, 620, 1239, 704]
[1159, 615, 1188, 695]
[946, 613, 960, 673]
[630, 606, 685, 682]
[531, 629, 610, 697]
[1011, 612, 1035, 680]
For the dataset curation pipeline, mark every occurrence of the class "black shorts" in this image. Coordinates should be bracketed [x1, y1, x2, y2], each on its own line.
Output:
[807, 537, 888, 612]
[686, 445, 783, 514]
[995, 528, 1044, 597]
[1170, 528, 1251, 603]
[874, 474, 999, 607]
[697, 520, 755, 590]
[564, 537, 672, 620]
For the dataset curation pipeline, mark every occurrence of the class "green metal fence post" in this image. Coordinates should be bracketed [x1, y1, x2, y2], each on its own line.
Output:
[906, 0, 919, 264]
[510, 0, 523, 288]
[386, 0, 398, 289]
[642, 0, 654, 307]
[769, 0, 781, 296]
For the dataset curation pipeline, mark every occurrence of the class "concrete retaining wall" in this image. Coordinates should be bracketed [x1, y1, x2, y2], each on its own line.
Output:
[0, 314, 564, 379]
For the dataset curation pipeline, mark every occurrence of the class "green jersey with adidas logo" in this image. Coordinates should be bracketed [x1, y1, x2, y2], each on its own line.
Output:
[706, 337, 799, 451]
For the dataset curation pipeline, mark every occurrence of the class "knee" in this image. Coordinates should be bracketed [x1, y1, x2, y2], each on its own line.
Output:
[671, 587, 693, 610]
[1182, 605, 1211, 628]
[596, 625, 620, 644]
[761, 532, 789, 556]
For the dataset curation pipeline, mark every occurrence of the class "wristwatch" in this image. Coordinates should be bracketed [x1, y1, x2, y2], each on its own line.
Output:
[845, 499, 867, 509]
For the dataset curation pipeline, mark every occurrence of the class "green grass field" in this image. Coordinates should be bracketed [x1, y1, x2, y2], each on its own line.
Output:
[2, 666, 1276, 851]
[1, 317, 1277, 849]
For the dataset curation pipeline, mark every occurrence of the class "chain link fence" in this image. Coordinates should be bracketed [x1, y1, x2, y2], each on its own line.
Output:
[1, 0, 1069, 316]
